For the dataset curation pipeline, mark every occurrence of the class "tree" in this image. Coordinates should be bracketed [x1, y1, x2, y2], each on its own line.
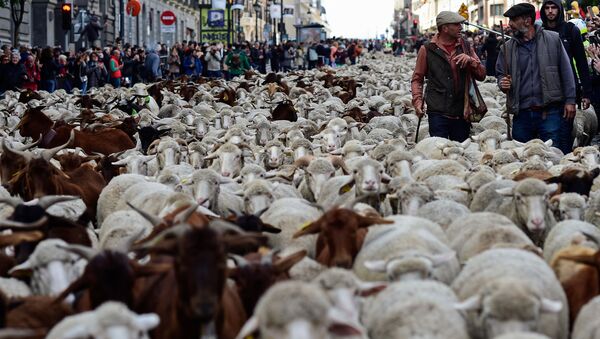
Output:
[0, 0, 27, 46]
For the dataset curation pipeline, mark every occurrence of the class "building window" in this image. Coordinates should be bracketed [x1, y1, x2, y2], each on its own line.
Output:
[490, 4, 503, 16]
[470, 9, 478, 21]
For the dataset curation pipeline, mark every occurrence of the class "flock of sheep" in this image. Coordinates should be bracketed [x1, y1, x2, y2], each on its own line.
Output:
[0, 49, 600, 339]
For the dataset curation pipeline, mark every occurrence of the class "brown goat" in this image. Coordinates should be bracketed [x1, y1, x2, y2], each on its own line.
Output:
[134, 223, 264, 339]
[229, 250, 307, 316]
[293, 208, 392, 268]
[546, 168, 600, 196]
[551, 245, 600, 328]
[5, 295, 73, 338]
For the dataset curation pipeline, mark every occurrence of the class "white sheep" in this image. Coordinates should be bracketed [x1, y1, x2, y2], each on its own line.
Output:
[416, 199, 471, 230]
[452, 248, 568, 339]
[542, 220, 600, 263]
[572, 295, 600, 339]
[46, 301, 160, 339]
[96, 174, 147, 225]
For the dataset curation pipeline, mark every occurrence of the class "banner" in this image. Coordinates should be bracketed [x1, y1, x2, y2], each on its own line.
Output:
[283, 5, 294, 17]
[270, 4, 281, 19]
[201, 7, 232, 44]
[212, 0, 226, 9]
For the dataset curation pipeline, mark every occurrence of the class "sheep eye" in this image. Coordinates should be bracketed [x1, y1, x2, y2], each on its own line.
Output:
[353, 170, 358, 174]
[260, 173, 265, 178]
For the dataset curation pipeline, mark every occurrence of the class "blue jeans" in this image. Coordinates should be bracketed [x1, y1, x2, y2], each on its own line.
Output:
[111, 77, 121, 88]
[80, 81, 88, 95]
[428, 113, 471, 142]
[207, 70, 222, 78]
[513, 106, 568, 153]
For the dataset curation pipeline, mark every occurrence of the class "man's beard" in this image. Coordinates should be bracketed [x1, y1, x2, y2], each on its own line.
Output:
[514, 26, 528, 38]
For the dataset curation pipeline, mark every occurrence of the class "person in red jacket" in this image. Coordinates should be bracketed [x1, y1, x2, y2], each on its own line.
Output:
[22, 55, 40, 91]
[109, 49, 122, 88]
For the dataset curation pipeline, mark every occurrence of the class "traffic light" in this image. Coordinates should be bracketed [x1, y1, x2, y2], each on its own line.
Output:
[413, 19, 418, 29]
[61, 3, 72, 31]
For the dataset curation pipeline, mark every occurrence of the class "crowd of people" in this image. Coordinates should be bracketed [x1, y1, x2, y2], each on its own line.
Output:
[0, 38, 378, 96]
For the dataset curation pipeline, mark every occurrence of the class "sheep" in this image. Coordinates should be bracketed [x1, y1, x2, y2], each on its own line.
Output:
[386, 181, 434, 216]
[204, 142, 254, 178]
[542, 220, 600, 262]
[294, 156, 341, 202]
[416, 199, 471, 230]
[96, 174, 147, 225]
[97, 210, 154, 250]
[9, 239, 84, 301]
[363, 280, 469, 339]
[412, 159, 468, 181]
[550, 193, 587, 221]
[469, 179, 515, 212]
[0, 277, 32, 298]
[572, 108, 598, 148]
[383, 150, 422, 180]
[495, 333, 551, 339]
[446, 212, 534, 263]
[46, 301, 160, 339]
[236, 281, 364, 339]
[472, 129, 507, 152]
[572, 295, 600, 339]
[353, 215, 458, 283]
[187, 168, 243, 216]
[240, 179, 301, 215]
[487, 178, 558, 245]
[452, 248, 568, 339]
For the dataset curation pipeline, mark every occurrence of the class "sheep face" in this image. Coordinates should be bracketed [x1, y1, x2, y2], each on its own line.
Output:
[112, 155, 155, 176]
[305, 159, 336, 201]
[256, 124, 272, 146]
[157, 146, 180, 170]
[206, 144, 249, 178]
[190, 170, 231, 208]
[455, 279, 562, 338]
[364, 251, 455, 282]
[551, 194, 587, 221]
[387, 159, 412, 179]
[244, 187, 275, 216]
[351, 160, 390, 195]
[315, 129, 342, 154]
[497, 180, 557, 234]
[396, 182, 433, 216]
[265, 145, 284, 169]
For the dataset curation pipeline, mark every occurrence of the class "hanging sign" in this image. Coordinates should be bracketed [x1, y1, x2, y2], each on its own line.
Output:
[126, 0, 141, 16]
[270, 4, 281, 19]
[212, 0, 226, 9]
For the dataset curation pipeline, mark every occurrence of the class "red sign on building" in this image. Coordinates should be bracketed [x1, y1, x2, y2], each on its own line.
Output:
[160, 10, 176, 25]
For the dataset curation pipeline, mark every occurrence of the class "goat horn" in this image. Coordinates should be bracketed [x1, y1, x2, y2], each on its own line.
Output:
[2, 138, 32, 162]
[134, 224, 189, 251]
[209, 219, 245, 235]
[0, 215, 48, 230]
[127, 202, 163, 227]
[120, 227, 148, 253]
[56, 243, 99, 261]
[0, 197, 24, 208]
[40, 130, 75, 161]
[37, 195, 80, 210]
[229, 254, 249, 268]
[254, 207, 269, 217]
[173, 202, 199, 225]
[15, 136, 41, 151]
[228, 208, 241, 218]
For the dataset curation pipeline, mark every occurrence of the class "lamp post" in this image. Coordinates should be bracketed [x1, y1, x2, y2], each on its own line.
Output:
[279, 0, 284, 43]
[385, 28, 389, 40]
[253, 0, 261, 42]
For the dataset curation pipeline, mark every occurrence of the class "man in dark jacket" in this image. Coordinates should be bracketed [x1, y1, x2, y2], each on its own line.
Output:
[541, 0, 591, 109]
[4, 52, 26, 91]
[497, 3, 577, 154]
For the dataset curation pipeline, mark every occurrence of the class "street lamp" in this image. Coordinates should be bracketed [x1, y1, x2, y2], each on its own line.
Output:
[253, 0, 261, 42]
[385, 28, 389, 40]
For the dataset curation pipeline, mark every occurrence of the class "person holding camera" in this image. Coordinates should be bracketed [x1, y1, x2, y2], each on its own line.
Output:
[205, 43, 223, 78]
[22, 54, 40, 91]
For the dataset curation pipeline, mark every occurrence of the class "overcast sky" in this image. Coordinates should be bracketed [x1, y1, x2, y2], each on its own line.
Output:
[323, 0, 395, 39]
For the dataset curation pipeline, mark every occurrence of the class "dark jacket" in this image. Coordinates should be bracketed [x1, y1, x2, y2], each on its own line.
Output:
[483, 34, 499, 76]
[40, 58, 59, 81]
[86, 61, 108, 88]
[3, 62, 26, 91]
[496, 25, 576, 114]
[541, 0, 592, 100]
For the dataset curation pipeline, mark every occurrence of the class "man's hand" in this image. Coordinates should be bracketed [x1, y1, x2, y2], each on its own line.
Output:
[564, 103, 576, 119]
[499, 75, 512, 93]
[415, 106, 425, 118]
[582, 97, 591, 110]
[452, 54, 472, 68]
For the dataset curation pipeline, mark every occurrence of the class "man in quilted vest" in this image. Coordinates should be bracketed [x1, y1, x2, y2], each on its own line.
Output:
[496, 3, 576, 154]
[411, 11, 486, 142]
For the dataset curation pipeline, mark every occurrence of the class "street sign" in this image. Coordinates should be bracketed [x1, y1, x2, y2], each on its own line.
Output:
[161, 24, 176, 33]
[160, 11, 176, 26]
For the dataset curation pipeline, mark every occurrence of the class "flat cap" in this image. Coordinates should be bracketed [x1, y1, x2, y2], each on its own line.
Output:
[503, 3, 535, 18]
[436, 11, 466, 27]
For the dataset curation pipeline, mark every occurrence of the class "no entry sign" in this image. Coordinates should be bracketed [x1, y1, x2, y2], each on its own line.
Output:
[160, 11, 176, 25]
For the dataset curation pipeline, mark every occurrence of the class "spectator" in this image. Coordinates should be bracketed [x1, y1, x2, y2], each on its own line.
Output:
[307, 43, 318, 69]
[483, 33, 499, 76]
[282, 42, 295, 71]
[73, 53, 88, 94]
[57, 54, 73, 92]
[204, 43, 223, 78]
[295, 43, 305, 70]
[4, 52, 26, 91]
[22, 54, 40, 91]
[108, 49, 122, 88]
[121, 47, 136, 87]
[86, 52, 107, 89]
[39, 47, 58, 92]
[182, 49, 196, 76]
[144, 45, 162, 81]
[225, 45, 250, 79]
[193, 47, 203, 76]
[83, 16, 103, 48]
[330, 41, 338, 67]
[168, 46, 181, 79]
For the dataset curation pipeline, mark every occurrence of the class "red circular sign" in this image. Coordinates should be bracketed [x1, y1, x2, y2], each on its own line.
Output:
[126, 0, 141, 16]
[160, 11, 176, 25]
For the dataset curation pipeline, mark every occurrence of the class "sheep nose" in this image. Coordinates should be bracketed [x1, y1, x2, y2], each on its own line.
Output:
[221, 171, 231, 177]
[531, 218, 544, 228]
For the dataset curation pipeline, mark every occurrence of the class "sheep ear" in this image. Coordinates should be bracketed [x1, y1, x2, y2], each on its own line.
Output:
[500, 133, 507, 141]
[339, 178, 355, 195]
[327, 308, 365, 337]
[461, 139, 471, 148]
[9, 260, 33, 278]
[540, 298, 562, 313]
[471, 135, 480, 141]
[364, 259, 387, 273]
[454, 295, 482, 312]
[381, 172, 392, 184]
[544, 139, 553, 147]
[356, 281, 387, 297]
[357, 215, 393, 228]
[134, 313, 161, 331]
[496, 187, 513, 196]
[236, 316, 259, 339]
[220, 176, 235, 184]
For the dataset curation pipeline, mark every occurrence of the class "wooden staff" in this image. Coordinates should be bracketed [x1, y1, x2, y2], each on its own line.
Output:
[500, 20, 513, 141]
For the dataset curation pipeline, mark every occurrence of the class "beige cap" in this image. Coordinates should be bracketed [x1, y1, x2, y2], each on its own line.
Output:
[436, 11, 466, 27]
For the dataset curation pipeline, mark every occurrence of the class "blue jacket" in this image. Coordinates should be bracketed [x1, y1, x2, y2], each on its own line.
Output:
[144, 50, 162, 79]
